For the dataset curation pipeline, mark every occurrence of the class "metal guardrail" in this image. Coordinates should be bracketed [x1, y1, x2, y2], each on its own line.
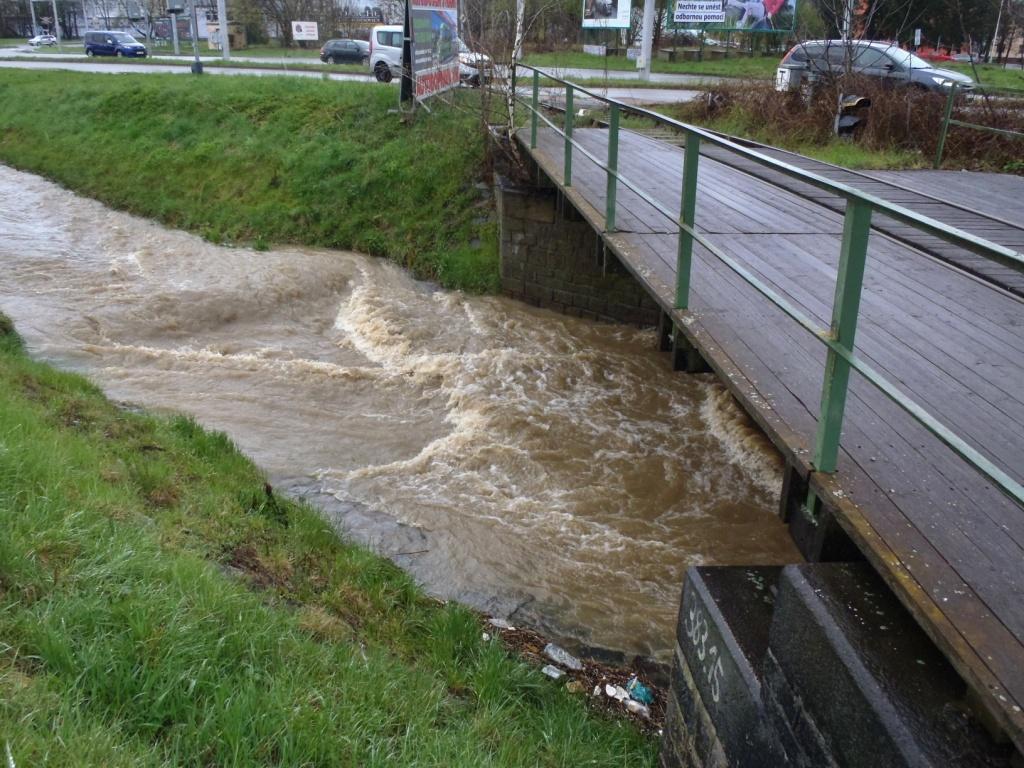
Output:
[934, 82, 1024, 168]
[515, 63, 1024, 512]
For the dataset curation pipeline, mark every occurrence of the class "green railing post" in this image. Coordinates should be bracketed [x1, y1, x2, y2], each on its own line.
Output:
[530, 70, 539, 149]
[606, 104, 620, 231]
[564, 85, 574, 186]
[934, 82, 957, 169]
[812, 198, 873, 474]
[675, 132, 701, 309]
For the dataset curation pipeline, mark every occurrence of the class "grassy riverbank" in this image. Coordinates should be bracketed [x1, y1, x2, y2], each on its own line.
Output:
[0, 70, 497, 292]
[0, 312, 656, 765]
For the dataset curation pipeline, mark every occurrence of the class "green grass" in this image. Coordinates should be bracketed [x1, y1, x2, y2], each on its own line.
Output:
[0, 69, 498, 292]
[220, 44, 324, 58]
[947, 62, 1024, 91]
[0, 311, 657, 766]
[539, 76, 710, 89]
[523, 50, 780, 79]
[1, 52, 365, 74]
[0, 37, 24, 48]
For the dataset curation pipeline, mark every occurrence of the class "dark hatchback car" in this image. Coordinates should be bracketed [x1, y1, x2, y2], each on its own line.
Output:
[319, 38, 369, 65]
[778, 40, 974, 92]
[84, 30, 148, 57]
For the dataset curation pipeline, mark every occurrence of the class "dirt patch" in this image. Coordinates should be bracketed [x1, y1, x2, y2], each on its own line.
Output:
[224, 544, 294, 592]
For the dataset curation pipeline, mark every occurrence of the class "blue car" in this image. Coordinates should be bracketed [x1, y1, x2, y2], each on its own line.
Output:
[84, 30, 148, 58]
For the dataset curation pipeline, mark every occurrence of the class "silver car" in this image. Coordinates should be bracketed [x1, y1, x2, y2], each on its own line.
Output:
[778, 40, 975, 92]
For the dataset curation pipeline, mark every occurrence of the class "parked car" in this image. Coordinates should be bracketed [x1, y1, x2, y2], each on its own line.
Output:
[777, 40, 975, 92]
[458, 40, 492, 86]
[951, 52, 977, 63]
[84, 30, 147, 58]
[369, 24, 403, 82]
[320, 38, 369, 65]
[28, 34, 57, 46]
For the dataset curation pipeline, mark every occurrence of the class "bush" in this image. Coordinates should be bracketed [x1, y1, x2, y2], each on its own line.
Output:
[675, 77, 1024, 171]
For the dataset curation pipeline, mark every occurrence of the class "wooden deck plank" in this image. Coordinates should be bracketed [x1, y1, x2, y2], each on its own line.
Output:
[521, 125, 1024, 749]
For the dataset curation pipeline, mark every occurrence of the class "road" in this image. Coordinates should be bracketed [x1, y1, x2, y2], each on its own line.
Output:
[3, 44, 723, 86]
[0, 56, 705, 104]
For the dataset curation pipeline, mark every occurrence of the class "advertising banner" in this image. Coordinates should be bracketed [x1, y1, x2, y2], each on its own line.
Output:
[671, 0, 797, 32]
[582, 0, 630, 29]
[291, 21, 318, 40]
[409, 0, 459, 100]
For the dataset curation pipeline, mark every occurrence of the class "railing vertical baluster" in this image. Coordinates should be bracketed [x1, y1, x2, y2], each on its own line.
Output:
[933, 82, 958, 169]
[530, 70, 539, 149]
[564, 85, 574, 186]
[812, 198, 872, 475]
[675, 131, 701, 309]
[606, 104, 620, 232]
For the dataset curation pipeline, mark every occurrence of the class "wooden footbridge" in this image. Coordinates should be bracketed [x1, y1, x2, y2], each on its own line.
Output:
[513, 66, 1024, 752]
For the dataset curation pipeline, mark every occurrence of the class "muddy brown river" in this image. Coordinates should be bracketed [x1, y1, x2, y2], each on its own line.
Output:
[0, 165, 799, 660]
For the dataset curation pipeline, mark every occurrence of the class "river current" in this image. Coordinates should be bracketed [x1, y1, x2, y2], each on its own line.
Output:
[0, 165, 799, 659]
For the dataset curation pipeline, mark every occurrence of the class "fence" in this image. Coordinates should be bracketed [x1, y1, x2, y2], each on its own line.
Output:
[934, 81, 1024, 168]
[514, 63, 1024, 514]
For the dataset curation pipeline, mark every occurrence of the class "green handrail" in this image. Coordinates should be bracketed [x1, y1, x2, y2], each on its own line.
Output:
[513, 63, 1024, 510]
[934, 82, 1024, 168]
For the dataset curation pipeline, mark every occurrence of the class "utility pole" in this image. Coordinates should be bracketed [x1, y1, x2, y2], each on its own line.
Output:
[170, 9, 180, 54]
[28, 0, 38, 36]
[988, 0, 1006, 63]
[49, 0, 62, 50]
[215, 0, 229, 59]
[639, 0, 655, 81]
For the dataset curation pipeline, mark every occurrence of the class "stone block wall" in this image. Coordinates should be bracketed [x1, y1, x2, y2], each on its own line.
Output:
[495, 177, 661, 327]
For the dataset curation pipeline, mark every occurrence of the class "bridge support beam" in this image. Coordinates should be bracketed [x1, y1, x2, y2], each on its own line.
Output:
[778, 464, 861, 563]
[671, 328, 711, 374]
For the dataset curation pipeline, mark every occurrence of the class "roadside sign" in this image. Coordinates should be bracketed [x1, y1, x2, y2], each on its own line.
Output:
[582, 0, 631, 29]
[674, 0, 726, 25]
[669, 0, 798, 33]
[291, 21, 318, 41]
[408, 0, 459, 101]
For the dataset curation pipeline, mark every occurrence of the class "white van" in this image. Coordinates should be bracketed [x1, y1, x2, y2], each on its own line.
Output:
[369, 24, 403, 82]
[369, 25, 493, 87]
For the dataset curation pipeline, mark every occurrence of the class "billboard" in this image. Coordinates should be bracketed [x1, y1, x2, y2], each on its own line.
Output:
[408, 0, 459, 100]
[582, 0, 631, 29]
[291, 21, 318, 41]
[671, 0, 797, 32]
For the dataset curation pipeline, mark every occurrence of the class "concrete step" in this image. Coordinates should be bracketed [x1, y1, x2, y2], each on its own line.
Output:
[765, 563, 1013, 768]
[663, 565, 788, 768]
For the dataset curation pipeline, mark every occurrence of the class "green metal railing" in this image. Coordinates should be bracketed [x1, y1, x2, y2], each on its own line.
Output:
[516, 64, 1024, 512]
[934, 82, 1024, 168]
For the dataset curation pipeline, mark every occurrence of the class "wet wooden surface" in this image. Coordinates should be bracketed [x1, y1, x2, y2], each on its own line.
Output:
[520, 126, 1024, 749]
[624, 126, 1024, 296]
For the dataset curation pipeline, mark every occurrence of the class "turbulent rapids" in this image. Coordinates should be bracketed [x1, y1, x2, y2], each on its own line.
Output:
[0, 165, 798, 658]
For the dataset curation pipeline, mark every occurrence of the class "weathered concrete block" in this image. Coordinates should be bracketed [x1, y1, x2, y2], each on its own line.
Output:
[767, 564, 1014, 768]
[669, 566, 788, 768]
